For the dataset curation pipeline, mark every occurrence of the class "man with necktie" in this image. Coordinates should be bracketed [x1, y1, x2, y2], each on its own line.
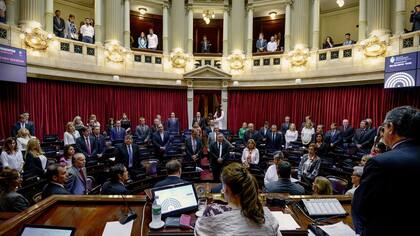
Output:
[259, 121, 270, 142]
[152, 124, 170, 159]
[116, 135, 140, 178]
[353, 120, 374, 153]
[165, 112, 180, 134]
[76, 127, 97, 159]
[266, 125, 283, 152]
[11, 114, 27, 137]
[209, 133, 230, 181]
[135, 116, 151, 143]
[200, 35, 212, 53]
[325, 123, 342, 151]
[66, 153, 88, 195]
[185, 129, 203, 163]
[110, 120, 126, 142]
[340, 119, 355, 144]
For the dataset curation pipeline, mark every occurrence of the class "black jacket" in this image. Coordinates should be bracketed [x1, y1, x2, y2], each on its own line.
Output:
[42, 182, 70, 199]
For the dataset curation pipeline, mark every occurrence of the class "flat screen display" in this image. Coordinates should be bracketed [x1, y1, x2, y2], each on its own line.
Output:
[0, 44, 27, 83]
[384, 52, 420, 88]
[20, 225, 75, 236]
[152, 183, 198, 216]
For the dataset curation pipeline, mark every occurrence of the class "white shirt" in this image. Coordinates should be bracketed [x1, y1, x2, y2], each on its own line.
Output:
[285, 130, 298, 148]
[301, 127, 315, 145]
[80, 24, 95, 38]
[267, 41, 278, 52]
[213, 111, 225, 130]
[17, 136, 36, 151]
[0, 0, 6, 11]
[264, 164, 278, 186]
[64, 131, 80, 145]
[147, 33, 158, 49]
[241, 148, 259, 164]
[39, 154, 48, 170]
[1, 151, 24, 172]
[345, 185, 359, 196]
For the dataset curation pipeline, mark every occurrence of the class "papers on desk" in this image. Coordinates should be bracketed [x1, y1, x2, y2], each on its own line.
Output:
[318, 221, 356, 236]
[102, 220, 133, 236]
[271, 211, 300, 230]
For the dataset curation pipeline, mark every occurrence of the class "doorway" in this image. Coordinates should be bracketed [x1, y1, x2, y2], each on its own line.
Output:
[194, 90, 221, 119]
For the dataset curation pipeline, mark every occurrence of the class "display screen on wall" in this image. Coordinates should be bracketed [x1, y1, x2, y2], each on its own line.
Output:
[384, 52, 420, 89]
[0, 44, 27, 83]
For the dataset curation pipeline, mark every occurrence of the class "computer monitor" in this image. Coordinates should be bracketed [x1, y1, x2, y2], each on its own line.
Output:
[19, 224, 75, 236]
[151, 183, 198, 217]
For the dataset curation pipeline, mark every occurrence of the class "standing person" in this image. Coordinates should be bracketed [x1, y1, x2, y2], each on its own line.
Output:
[16, 128, 36, 151]
[238, 122, 248, 140]
[110, 120, 126, 142]
[342, 33, 354, 45]
[64, 122, 80, 146]
[266, 36, 278, 52]
[80, 18, 94, 44]
[66, 153, 87, 195]
[256, 33, 267, 52]
[23, 138, 48, 178]
[297, 143, 321, 184]
[75, 127, 98, 159]
[59, 145, 75, 168]
[53, 10, 65, 38]
[410, 5, 420, 32]
[264, 151, 283, 186]
[340, 119, 354, 144]
[209, 134, 230, 181]
[345, 166, 363, 196]
[120, 113, 131, 132]
[322, 36, 334, 49]
[185, 129, 203, 163]
[213, 105, 225, 130]
[284, 123, 298, 148]
[165, 112, 180, 134]
[200, 35, 212, 53]
[152, 124, 170, 159]
[1, 138, 24, 172]
[301, 122, 315, 146]
[352, 106, 420, 236]
[280, 116, 291, 136]
[42, 164, 70, 199]
[101, 164, 129, 195]
[147, 28, 158, 50]
[135, 116, 151, 143]
[193, 112, 206, 129]
[241, 139, 259, 167]
[195, 163, 280, 236]
[138, 32, 147, 49]
[64, 14, 78, 40]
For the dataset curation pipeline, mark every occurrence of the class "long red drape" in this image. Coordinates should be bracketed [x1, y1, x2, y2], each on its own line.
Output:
[228, 84, 420, 133]
[0, 78, 188, 140]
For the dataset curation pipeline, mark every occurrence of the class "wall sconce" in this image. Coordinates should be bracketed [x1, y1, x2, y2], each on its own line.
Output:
[104, 41, 127, 63]
[360, 36, 387, 57]
[269, 11, 277, 19]
[202, 10, 215, 24]
[336, 0, 345, 7]
[20, 27, 53, 50]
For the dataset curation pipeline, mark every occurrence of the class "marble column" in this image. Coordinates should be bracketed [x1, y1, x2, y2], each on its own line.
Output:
[290, 0, 310, 48]
[45, 0, 53, 33]
[221, 88, 228, 129]
[358, 0, 367, 40]
[162, 4, 169, 55]
[246, 6, 253, 56]
[5, 0, 17, 26]
[171, 0, 185, 50]
[222, 7, 229, 56]
[123, 0, 130, 48]
[187, 88, 194, 128]
[105, 0, 124, 44]
[94, 0, 103, 44]
[395, 0, 406, 35]
[231, 0, 245, 53]
[367, 0, 391, 36]
[284, 3, 291, 52]
[187, 5, 193, 55]
[20, 0, 45, 28]
[312, 0, 320, 50]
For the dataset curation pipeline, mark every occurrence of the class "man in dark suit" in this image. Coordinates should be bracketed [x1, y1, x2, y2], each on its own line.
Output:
[42, 164, 70, 199]
[101, 164, 129, 195]
[92, 126, 106, 156]
[243, 123, 261, 143]
[340, 119, 354, 144]
[154, 160, 187, 188]
[256, 33, 267, 52]
[324, 123, 342, 150]
[165, 112, 180, 134]
[110, 120, 126, 142]
[280, 116, 291, 137]
[22, 112, 35, 136]
[11, 114, 27, 137]
[209, 133, 230, 181]
[200, 35, 212, 53]
[152, 124, 171, 158]
[352, 106, 420, 236]
[266, 125, 282, 152]
[116, 135, 141, 173]
[192, 112, 206, 129]
[353, 120, 375, 153]
[53, 10, 65, 38]
[135, 116, 151, 143]
[76, 127, 98, 159]
[259, 121, 270, 142]
[66, 153, 88, 195]
[410, 5, 420, 32]
[185, 129, 203, 163]
[265, 161, 305, 195]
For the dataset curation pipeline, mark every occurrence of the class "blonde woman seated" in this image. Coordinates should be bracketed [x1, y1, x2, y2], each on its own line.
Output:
[284, 123, 298, 149]
[241, 139, 259, 167]
[312, 176, 333, 195]
[301, 122, 315, 145]
[63, 122, 81, 145]
[16, 128, 36, 151]
[195, 163, 280, 236]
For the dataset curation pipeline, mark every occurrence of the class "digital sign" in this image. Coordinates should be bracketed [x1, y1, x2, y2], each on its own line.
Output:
[0, 44, 27, 83]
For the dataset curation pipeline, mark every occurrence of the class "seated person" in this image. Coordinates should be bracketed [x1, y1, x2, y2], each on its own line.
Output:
[195, 163, 279, 235]
[42, 164, 70, 199]
[345, 166, 363, 196]
[59, 145, 75, 168]
[265, 161, 305, 195]
[101, 164, 129, 195]
[185, 128, 203, 163]
[264, 151, 283, 186]
[75, 127, 98, 159]
[312, 176, 333, 195]
[0, 167, 29, 212]
[241, 139, 259, 166]
[154, 160, 186, 188]
[298, 143, 321, 184]
[66, 153, 88, 195]
[1, 137, 24, 172]
[360, 154, 372, 166]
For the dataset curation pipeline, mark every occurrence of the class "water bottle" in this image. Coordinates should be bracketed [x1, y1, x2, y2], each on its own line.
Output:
[152, 196, 162, 224]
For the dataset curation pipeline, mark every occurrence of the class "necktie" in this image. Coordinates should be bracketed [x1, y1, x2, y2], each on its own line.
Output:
[161, 132, 164, 142]
[219, 143, 222, 158]
[85, 137, 91, 155]
[128, 145, 133, 168]
[192, 139, 196, 152]
[272, 133, 275, 141]
[79, 168, 86, 183]
[117, 127, 120, 134]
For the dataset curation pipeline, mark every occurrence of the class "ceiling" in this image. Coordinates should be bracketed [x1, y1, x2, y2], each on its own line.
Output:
[64, 0, 94, 8]
[320, 0, 359, 13]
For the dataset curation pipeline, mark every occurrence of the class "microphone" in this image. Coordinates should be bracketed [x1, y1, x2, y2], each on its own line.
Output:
[119, 194, 138, 225]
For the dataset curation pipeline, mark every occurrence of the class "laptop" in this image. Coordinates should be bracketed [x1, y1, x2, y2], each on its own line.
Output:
[20, 224, 75, 236]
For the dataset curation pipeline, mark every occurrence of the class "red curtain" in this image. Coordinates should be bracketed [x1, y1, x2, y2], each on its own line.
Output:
[228, 84, 420, 133]
[0, 78, 187, 140]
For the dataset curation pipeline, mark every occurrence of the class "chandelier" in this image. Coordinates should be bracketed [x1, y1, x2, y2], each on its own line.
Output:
[202, 10, 215, 24]
[336, 0, 345, 8]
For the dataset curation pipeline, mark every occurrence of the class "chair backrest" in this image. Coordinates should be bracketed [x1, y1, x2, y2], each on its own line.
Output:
[326, 175, 349, 194]
[86, 176, 95, 193]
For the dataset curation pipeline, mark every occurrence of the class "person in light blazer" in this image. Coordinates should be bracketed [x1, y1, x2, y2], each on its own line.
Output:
[66, 153, 88, 195]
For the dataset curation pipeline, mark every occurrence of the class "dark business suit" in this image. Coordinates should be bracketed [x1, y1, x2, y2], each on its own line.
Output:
[92, 134, 106, 155]
[110, 127, 126, 141]
[101, 181, 129, 195]
[192, 117, 206, 129]
[256, 39, 267, 52]
[116, 143, 141, 170]
[11, 121, 35, 137]
[259, 127, 270, 140]
[185, 137, 203, 162]
[209, 141, 230, 181]
[76, 136, 98, 158]
[165, 118, 180, 134]
[265, 178, 305, 195]
[352, 140, 420, 236]
[340, 125, 354, 143]
[280, 122, 290, 137]
[324, 130, 343, 147]
[353, 128, 375, 152]
[154, 176, 187, 188]
[152, 131, 171, 157]
[266, 131, 283, 151]
[200, 40, 211, 53]
[135, 124, 151, 143]
[53, 16, 65, 37]
[411, 11, 420, 32]
[0, 192, 29, 212]
[23, 152, 45, 178]
[42, 182, 70, 199]
[243, 130, 261, 143]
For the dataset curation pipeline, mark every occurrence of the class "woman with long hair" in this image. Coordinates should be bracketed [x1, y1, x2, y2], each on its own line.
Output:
[59, 145, 75, 168]
[23, 138, 47, 178]
[16, 128, 35, 151]
[241, 139, 260, 167]
[0, 137, 24, 172]
[312, 176, 333, 195]
[322, 36, 334, 49]
[195, 163, 280, 235]
[213, 105, 225, 130]
[64, 122, 80, 145]
[0, 167, 29, 212]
